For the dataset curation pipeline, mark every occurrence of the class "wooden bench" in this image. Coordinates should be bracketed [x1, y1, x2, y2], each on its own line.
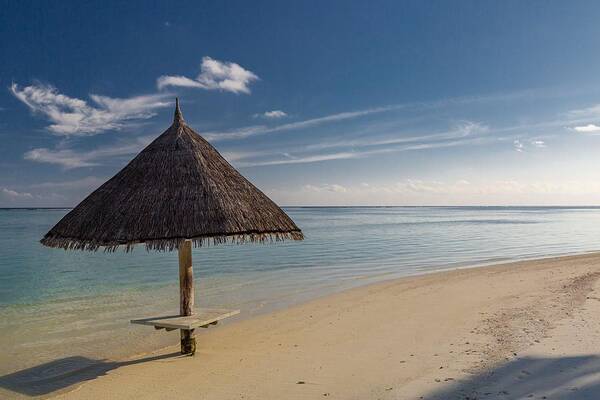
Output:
[131, 308, 240, 331]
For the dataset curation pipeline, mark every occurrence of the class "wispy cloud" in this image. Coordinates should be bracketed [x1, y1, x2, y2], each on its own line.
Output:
[24, 148, 97, 168]
[564, 104, 600, 133]
[304, 121, 487, 152]
[1, 187, 33, 200]
[205, 104, 404, 141]
[157, 57, 259, 94]
[254, 110, 287, 119]
[303, 183, 348, 193]
[531, 139, 546, 148]
[573, 124, 600, 133]
[24, 136, 153, 168]
[297, 179, 600, 196]
[567, 104, 600, 119]
[243, 151, 360, 167]
[0, 180, 108, 206]
[238, 135, 490, 167]
[219, 149, 277, 163]
[14, 82, 576, 173]
[29, 176, 107, 189]
[267, 178, 600, 206]
[10, 83, 170, 136]
[232, 121, 489, 167]
[203, 87, 593, 144]
[205, 87, 547, 142]
[513, 138, 547, 152]
[513, 139, 524, 152]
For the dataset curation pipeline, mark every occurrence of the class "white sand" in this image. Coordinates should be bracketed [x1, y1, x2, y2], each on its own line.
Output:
[27, 253, 600, 399]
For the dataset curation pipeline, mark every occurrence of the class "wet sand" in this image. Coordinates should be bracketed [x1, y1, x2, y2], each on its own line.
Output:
[5, 253, 600, 399]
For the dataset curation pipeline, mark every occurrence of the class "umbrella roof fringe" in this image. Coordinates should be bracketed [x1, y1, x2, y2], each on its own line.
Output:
[40, 230, 304, 253]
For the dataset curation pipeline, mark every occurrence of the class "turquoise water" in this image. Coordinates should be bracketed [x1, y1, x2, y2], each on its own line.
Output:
[2, 206, 600, 383]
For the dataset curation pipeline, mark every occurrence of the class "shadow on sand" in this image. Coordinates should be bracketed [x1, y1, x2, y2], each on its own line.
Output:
[0, 352, 181, 397]
[424, 355, 600, 400]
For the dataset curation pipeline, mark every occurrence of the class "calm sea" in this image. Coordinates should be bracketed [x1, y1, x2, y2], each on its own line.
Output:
[1, 206, 600, 389]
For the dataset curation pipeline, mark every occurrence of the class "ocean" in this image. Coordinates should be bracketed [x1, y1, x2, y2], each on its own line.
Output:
[1, 206, 600, 385]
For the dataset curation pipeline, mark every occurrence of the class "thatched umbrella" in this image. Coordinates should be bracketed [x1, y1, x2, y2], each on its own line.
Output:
[41, 99, 303, 354]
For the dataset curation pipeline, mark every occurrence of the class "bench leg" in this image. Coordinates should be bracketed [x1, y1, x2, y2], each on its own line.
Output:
[180, 329, 196, 355]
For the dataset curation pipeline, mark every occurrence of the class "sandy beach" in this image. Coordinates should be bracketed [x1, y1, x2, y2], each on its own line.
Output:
[1, 252, 594, 399]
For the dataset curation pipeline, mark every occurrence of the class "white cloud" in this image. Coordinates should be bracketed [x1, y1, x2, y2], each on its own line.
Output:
[157, 56, 259, 94]
[530, 139, 546, 148]
[512, 138, 547, 152]
[24, 136, 153, 169]
[513, 139, 524, 152]
[303, 184, 348, 193]
[573, 124, 600, 133]
[10, 83, 170, 136]
[1, 187, 33, 200]
[254, 110, 287, 119]
[156, 76, 206, 90]
[264, 110, 287, 118]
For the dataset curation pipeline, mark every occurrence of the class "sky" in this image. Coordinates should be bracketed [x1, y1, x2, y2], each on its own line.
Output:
[4, 1, 600, 206]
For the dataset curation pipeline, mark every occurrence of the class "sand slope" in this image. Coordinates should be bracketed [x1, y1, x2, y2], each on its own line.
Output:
[13, 253, 600, 399]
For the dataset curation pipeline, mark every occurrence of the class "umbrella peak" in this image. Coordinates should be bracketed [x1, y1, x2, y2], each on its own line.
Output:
[174, 97, 184, 125]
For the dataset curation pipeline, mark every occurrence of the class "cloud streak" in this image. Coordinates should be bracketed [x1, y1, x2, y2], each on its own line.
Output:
[11, 83, 170, 136]
[568, 104, 600, 119]
[205, 104, 404, 141]
[304, 121, 487, 152]
[24, 136, 153, 168]
[231, 121, 489, 167]
[254, 110, 287, 119]
[513, 139, 524, 152]
[573, 124, 600, 133]
[205, 87, 547, 142]
[295, 179, 600, 196]
[237, 135, 490, 167]
[267, 178, 600, 206]
[157, 57, 259, 94]
[29, 176, 107, 189]
[1, 187, 33, 200]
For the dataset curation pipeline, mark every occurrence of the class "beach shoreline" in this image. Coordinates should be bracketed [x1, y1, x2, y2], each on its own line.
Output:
[1, 251, 596, 399]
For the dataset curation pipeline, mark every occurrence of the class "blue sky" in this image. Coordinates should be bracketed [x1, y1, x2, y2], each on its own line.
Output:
[4, 1, 600, 206]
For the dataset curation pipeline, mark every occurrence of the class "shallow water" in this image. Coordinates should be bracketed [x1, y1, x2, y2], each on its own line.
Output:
[1, 206, 600, 389]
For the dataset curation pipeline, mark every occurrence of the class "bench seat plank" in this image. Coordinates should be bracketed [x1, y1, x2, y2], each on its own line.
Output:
[131, 308, 240, 330]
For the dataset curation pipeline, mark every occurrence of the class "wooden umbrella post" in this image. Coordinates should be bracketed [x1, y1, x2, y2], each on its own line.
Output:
[178, 239, 195, 355]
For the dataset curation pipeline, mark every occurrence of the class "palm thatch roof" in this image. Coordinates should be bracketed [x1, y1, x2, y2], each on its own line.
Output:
[41, 99, 303, 252]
